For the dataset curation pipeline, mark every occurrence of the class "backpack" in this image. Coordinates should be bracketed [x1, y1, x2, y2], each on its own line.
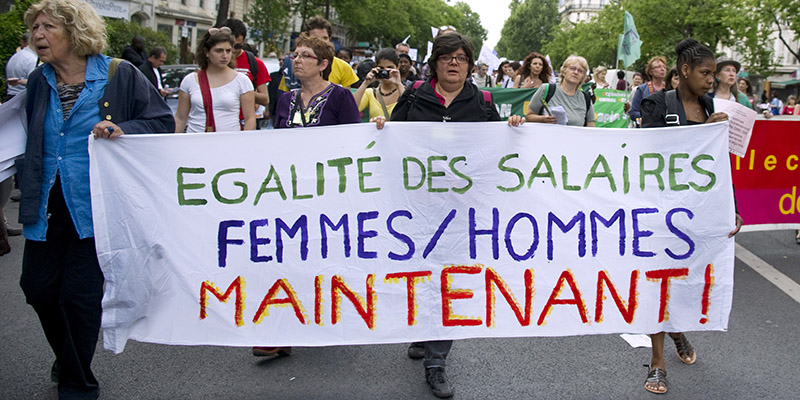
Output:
[663, 90, 713, 126]
[244, 50, 259, 88]
[539, 83, 593, 126]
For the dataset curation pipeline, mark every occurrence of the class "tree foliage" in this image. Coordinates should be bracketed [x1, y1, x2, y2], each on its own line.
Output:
[541, 0, 781, 76]
[496, 0, 560, 60]
[453, 1, 488, 52]
[756, 0, 800, 63]
[0, 0, 33, 96]
[245, 0, 293, 52]
[245, 0, 485, 57]
[105, 18, 179, 65]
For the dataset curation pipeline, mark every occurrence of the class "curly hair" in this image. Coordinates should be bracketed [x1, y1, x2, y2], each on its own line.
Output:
[24, 0, 106, 57]
[519, 52, 551, 84]
[294, 33, 334, 80]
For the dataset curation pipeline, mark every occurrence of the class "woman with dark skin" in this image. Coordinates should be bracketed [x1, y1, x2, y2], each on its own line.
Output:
[641, 38, 743, 394]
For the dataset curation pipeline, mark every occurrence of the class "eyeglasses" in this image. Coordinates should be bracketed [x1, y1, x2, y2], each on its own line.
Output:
[568, 66, 586, 74]
[208, 27, 232, 35]
[438, 54, 469, 64]
[289, 52, 319, 61]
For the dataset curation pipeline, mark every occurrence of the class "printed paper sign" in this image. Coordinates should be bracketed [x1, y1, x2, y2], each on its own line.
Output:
[713, 98, 757, 157]
[90, 122, 736, 353]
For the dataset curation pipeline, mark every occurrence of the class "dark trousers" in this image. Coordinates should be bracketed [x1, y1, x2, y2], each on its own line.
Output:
[20, 178, 103, 400]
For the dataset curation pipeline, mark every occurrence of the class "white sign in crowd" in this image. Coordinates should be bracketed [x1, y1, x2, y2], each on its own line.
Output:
[90, 122, 736, 353]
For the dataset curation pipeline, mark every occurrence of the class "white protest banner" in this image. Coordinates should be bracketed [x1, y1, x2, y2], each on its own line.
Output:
[712, 98, 757, 157]
[478, 44, 501, 73]
[0, 92, 27, 181]
[90, 122, 736, 353]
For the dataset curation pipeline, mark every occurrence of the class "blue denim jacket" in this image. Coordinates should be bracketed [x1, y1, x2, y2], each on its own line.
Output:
[23, 55, 108, 240]
[20, 55, 175, 240]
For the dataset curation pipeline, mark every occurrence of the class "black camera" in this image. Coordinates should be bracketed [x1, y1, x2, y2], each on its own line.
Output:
[375, 69, 391, 80]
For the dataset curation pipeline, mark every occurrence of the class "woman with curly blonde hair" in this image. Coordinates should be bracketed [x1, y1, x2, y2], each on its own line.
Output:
[18, 1, 173, 398]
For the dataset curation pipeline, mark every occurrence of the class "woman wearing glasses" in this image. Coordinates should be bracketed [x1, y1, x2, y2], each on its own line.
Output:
[525, 55, 596, 127]
[371, 32, 524, 399]
[271, 34, 360, 128]
[174, 27, 256, 132]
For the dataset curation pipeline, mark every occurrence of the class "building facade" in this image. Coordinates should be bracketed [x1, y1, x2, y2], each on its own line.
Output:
[558, 0, 607, 24]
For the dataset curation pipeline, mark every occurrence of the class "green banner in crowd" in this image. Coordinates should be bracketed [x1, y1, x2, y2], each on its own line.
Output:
[355, 86, 629, 128]
[482, 87, 537, 118]
[593, 89, 629, 128]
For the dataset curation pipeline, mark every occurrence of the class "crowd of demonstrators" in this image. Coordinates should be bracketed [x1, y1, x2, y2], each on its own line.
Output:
[353, 48, 404, 119]
[471, 61, 495, 87]
[640, 37, 742, 395]
[526, 55, 596, 127]
[270, 34, 360, 129]
[220, 18, 271, 118]
[514, 52, 550, 89]
[8, 1, 175, 398]
[121, 35, 148, 67]
[138, 46, 169, 97]
[2, 3, 793, 398]
[174, 27, 255, 133]
[630, 56, 668, 126]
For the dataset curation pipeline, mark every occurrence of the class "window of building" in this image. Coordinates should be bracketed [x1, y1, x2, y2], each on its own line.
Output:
[200, 0, 204, 7]
[157, 24, 173, 42]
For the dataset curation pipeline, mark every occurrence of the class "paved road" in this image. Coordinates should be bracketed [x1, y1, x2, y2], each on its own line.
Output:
[1, 195, 798, 399]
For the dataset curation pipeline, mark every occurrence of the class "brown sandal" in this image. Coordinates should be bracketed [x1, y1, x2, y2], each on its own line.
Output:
[670, 333, 696, 364]
[644, 367, 667, 394]
[252, 346, 292, 357]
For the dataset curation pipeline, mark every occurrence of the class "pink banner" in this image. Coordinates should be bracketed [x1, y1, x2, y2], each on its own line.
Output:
[731, 119, 800, 229]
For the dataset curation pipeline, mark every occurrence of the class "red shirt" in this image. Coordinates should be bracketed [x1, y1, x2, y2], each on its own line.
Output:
[430, 78, 446, 105]
[234, 51, 270, 88]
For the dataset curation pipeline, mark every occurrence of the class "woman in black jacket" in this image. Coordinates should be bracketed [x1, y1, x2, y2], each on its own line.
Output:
[640, 38, 742, 395]
[370, 32, 522, 399]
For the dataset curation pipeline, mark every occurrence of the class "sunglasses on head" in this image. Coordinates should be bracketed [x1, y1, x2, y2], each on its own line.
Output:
[208, 26, 232, 35]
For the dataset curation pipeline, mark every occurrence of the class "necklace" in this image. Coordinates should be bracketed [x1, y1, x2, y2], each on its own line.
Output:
[379, 87, 397, 96]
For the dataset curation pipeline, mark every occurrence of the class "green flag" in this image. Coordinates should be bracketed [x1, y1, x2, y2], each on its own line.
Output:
[617, 11, 642, 69]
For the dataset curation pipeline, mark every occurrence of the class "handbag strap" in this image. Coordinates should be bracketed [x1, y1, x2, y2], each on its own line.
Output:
[375, 88, 391, 118]
[198, 70, 216, 132]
